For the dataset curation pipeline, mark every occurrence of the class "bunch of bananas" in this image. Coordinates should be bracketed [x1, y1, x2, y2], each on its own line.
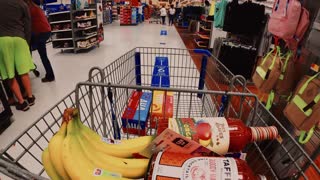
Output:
[42, 108, 154, 180]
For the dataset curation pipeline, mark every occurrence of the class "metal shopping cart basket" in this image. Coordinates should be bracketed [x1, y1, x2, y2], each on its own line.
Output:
[0, 48, 319, 179]
[149, 7, 161, 24]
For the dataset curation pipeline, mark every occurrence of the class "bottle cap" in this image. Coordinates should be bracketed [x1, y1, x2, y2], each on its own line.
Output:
[250, 126, 278, 142]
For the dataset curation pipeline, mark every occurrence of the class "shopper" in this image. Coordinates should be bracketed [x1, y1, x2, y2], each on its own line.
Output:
[160, 5, 167, 25]
[0, 0, 36, 111]
[169, 5, 176, 26]
[138, 2, 143, 23]
[25, 0, 55, 82]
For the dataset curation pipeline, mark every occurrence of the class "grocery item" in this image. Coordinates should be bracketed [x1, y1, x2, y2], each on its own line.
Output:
[41, 108, 153, 179]
[150, 91, 173, 131]
[48, 122, 70, 179]
[146, 151, 266, 180]
[42, 148, 63, 180]
[169, 117, 278, 154]
[122, 91, 152, 135]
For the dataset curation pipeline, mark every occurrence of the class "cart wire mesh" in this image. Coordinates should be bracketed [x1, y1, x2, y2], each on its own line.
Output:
[0, 47, 319, 180]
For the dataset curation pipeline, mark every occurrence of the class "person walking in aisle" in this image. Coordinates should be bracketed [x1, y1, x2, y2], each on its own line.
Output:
[160, 5, 167, 25]
[24, 0, 55, 82]
[0, 0, 36, 111]
[169, 5, 176, 26]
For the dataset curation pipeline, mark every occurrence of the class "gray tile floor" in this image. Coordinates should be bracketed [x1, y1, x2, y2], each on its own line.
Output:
[0, 21, 186, 179]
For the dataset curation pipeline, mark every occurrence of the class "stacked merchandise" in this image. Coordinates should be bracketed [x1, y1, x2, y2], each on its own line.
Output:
[144, 5, 151, 20]
[120, 6, 132, 25]
[120, 5, 138, 25]
[131, 7, 138, 24]
[112, 5, 118, 20]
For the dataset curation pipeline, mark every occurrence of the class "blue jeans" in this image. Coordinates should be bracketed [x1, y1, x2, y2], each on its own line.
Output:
[32, 32, 55, 79]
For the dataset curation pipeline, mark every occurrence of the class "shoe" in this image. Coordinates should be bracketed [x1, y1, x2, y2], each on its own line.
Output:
[42, 77, 55, 82]
[26, 95, 35, 106]
[16, 101, 29, 111]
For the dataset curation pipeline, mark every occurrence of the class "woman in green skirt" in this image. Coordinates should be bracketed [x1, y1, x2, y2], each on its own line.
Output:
[0, 0, 36, 111]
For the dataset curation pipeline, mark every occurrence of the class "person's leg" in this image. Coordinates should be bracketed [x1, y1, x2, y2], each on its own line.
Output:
[8, 78, 24, 104]
[19, 74, 32, 98]
[162, 16, 165, 25]
[37, 32, 55, 82]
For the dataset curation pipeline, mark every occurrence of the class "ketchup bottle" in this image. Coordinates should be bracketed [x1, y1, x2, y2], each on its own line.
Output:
[168, 117, 278, 155]
[147, 151, 266, 180]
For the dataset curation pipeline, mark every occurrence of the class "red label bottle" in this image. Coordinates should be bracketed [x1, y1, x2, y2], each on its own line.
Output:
[168, 117, 278, 154]
[147, 151, 266, 180]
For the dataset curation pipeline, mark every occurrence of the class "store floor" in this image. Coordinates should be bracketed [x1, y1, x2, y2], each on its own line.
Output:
[0, 21, 186, 151]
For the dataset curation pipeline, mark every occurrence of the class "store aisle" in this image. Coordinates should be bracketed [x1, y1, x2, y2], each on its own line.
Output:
[0, 22, 185, 149]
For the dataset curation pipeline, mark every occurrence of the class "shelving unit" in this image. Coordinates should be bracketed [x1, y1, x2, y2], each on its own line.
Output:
[112, 6, 119, 20]
[194, 18, 213, 49]
[48, 3, 99, 53]
[120, 5, 138, 26]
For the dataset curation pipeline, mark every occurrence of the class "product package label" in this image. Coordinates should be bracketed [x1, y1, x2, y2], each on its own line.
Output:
[150, 91, 174, 128]
[121, 91, 152, 134]
[152, 152, 239, 180]
[151, 57, 170, 87]
[169, 117, 230, 155]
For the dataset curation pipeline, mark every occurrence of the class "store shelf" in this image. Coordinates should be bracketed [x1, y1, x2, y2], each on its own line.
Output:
[52, 29, 72, 33]
[73, 8, 96, 12]
[74, 17, 97, 22]
[76, 41, 98, 50]
[74, 25, 97, 31]
[196, 33, 210, 40]
[49, 11, 70, 16]
[50, 20, 71, 24]
[52, 38, 73, 41]
[194, 39, 207, 48]
[200, 26, 211, 32]
[54, 47, 74, 50]
[75, 33, 98, 41]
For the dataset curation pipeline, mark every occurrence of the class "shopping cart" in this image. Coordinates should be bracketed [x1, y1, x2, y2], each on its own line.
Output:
[0, 48, 319, 179]
[149, 7, 161, 24]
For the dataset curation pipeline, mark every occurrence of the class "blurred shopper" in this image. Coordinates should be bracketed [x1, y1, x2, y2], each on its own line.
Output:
[25, 0, 55, 82]
[169, 4, 176, 26]
[0, 0, 36, 111]
[160, 5, 167, 25]
[138, 2, 143, 23]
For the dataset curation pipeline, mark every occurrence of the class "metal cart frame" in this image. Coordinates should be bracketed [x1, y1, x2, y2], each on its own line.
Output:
[0, 47, 319, 179]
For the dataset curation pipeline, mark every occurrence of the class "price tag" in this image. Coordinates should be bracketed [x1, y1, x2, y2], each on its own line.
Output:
[310, 63, 319, 73]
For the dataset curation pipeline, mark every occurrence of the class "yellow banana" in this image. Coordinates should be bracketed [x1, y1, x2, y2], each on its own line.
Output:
[62, 115, 131, 180]
[48, 122, 70, 180]
[74, 118, 149, 178]
[42, 148, 63, 180]
[75, 114, 154, 158]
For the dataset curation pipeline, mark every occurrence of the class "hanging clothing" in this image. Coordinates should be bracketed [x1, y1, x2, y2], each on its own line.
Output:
[209, 0, 216, 16]
[214, 0, 228, 28]
[218, 41, 257, 79]
[223, 0, 265, 35]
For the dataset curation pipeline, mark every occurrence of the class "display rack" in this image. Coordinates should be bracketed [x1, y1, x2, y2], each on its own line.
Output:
[48, 4, 99, 53]
[120, 5, 138, 26]
[194, 19, 213, 49]
[112, 5, 119, 20]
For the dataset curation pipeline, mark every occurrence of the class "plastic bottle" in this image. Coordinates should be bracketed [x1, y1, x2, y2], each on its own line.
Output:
[147, 151, 266, 180]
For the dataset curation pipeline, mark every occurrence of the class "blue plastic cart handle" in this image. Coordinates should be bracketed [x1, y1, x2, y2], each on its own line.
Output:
[193, 49, 212, 57]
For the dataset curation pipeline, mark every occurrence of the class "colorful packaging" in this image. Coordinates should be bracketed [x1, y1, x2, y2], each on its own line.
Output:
[168, 117, 230, 155]
[121, 91, 152, 135]
[147, 151, 261, 180]
[150, 91, 174, 131]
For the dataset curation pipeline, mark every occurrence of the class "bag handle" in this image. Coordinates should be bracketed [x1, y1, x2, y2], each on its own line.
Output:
[280, 51, 293, 76]
[298, 72, 320, 95]
[299, 126, 315, 144]
[261, 46, 280, 68]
